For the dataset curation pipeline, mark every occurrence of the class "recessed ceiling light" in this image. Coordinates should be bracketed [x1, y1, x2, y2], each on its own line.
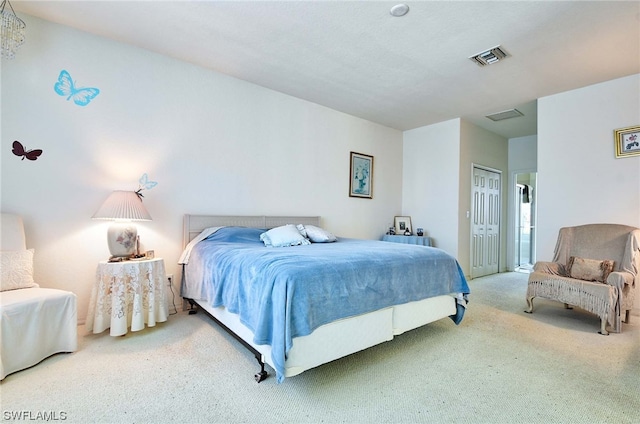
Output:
[390, 4, 410, 17]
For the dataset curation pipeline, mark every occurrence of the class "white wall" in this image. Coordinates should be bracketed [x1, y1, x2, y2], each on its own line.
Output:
[507, 135, 538, 270]
[402, 118, 508, 277]
[3, 15, 638, 322]
[402, 119, 461, 257]
[509, 135, 537, 172]
[537, 74, 640, 256]
[538, 74, 640, 310]
[459, 120, 509, 275]
[1, 15, 403, 322]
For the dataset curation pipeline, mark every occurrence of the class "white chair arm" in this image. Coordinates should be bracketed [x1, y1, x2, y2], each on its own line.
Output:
[606, 271, 634, 290]
[533, 261, 565, 276]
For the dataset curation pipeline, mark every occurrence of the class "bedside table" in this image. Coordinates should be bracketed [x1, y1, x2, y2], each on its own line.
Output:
[86, 258, 169, 336]
[381, 234, 432, 246]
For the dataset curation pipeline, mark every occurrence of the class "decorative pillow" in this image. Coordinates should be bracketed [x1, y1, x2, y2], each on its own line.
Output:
[296, 224, 337, 243]
[209, 227, 266, 244]
[1, 249, 39, 291]
[260, 225, 311, 247]
[567, 256, 615, 283]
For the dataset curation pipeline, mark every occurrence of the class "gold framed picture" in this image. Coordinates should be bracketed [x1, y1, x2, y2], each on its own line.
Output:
[614, 125, 640, 158]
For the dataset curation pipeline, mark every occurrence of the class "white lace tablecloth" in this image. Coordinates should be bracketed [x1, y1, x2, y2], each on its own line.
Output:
[86, 258, 168, 336]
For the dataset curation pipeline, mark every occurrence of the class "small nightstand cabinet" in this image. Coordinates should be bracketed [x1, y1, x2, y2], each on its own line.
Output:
[381, 234, 432, 246]
[86, 258, 169, 336]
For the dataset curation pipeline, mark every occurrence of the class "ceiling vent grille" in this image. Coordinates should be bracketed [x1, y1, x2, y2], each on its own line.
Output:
[469, 45, 509, 66]
[486, 108, 523, 121]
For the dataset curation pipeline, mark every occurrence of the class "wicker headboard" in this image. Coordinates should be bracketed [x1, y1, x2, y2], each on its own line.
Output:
[183, 215, 321, 247]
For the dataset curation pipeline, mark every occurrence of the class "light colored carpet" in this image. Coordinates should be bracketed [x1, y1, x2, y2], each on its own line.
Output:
[1, 272, 639, 423]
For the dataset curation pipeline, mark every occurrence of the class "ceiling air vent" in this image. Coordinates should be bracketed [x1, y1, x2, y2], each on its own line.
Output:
[469, 45, 509, 66]
[486, 108, 523, 122]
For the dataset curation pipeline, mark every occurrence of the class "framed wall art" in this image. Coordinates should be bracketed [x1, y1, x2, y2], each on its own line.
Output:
[394, 216, 412, 235]
[614, 125, 640, 158]
[349, 151, 373, 198]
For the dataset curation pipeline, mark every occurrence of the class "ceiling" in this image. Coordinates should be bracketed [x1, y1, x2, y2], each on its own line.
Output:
[12, 1, 640, 139]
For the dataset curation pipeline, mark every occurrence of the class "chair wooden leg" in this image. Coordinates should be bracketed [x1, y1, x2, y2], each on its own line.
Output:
[598, 318, 609, 335]
[624, 310, 630, 324]
[525, 296, 534, 313]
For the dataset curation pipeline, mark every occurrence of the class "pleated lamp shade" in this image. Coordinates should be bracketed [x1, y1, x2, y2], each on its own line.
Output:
[92, 190, 152, 221]
[93, 191, 152, 258]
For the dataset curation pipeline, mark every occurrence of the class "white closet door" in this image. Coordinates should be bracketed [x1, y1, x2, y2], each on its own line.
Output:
[471, 166, 501, 278]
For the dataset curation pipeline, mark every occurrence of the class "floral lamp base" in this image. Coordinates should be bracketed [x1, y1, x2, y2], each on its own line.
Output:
[107, 223, 137, 257]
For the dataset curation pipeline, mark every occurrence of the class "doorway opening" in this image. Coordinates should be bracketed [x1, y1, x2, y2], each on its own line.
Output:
[514, 172, 536, 272]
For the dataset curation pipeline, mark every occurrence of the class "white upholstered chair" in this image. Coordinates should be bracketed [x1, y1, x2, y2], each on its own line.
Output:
[526, 223, 640, 335]
[0, 213, 77, 379]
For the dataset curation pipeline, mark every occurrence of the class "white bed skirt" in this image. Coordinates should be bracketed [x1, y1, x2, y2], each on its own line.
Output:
[194, 294, 456, 379]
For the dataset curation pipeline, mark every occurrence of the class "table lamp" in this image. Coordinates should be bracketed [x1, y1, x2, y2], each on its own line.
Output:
[92, 190, 152, 258]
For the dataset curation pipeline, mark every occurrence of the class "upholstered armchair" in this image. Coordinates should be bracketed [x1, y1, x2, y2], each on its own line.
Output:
[1, 213, 77, 379]
[526, 223, 640, 335]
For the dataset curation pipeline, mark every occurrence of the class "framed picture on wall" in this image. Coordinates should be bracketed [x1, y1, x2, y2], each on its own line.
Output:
[349, 151, 373, 198]
[614, 125, 640, 158]
[394, 216, 412, 235]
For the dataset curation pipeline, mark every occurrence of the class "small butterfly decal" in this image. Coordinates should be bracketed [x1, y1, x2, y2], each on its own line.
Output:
[139, 173, 158, 190]
[54, 70, 100, 107]
[135, 173, 158, 199]
[12, 141, 43, 161]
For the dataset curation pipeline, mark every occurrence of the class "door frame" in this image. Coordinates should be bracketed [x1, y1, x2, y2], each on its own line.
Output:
[507, 169, 537, 271]
[470, 163, 502, 279]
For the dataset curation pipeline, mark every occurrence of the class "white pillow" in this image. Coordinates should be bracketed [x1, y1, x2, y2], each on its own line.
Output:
[260, 225, 311, 247]
[1, 249, 39, 291]
[296, 224, 337, 243]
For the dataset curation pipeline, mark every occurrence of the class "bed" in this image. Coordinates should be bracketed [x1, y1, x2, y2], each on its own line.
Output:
[179, 215, 470, 383]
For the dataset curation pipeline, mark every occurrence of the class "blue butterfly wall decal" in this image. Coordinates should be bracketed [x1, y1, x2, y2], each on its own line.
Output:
[54, 70, 100, 107]
[135, 173, 158, 198]
[139, 173, 158, 190]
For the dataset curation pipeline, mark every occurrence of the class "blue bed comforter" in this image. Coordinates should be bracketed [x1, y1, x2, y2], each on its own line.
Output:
[181, 227, 470, 382]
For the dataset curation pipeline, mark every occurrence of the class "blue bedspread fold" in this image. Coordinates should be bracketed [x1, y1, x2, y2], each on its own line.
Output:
[181, 227, 470, 382]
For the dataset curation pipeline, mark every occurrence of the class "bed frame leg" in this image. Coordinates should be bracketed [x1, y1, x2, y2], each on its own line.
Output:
[187, 297, 269, 383]
[254, 356, 268, 383]
[185, 298, 198, 315]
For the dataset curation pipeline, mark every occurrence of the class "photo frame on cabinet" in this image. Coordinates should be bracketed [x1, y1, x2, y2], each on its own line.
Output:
[394, 216, 412, 235]
[614, 125, 640, 158]
[349, 151, 373, 198]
